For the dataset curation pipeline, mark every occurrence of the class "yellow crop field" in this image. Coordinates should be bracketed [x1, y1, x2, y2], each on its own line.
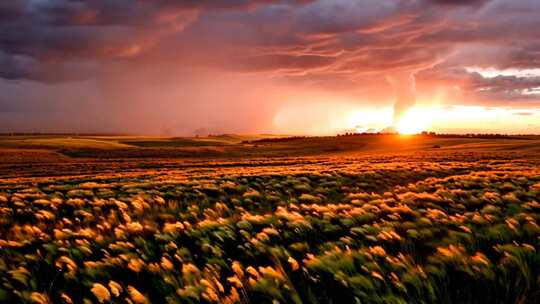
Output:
[0, 135, 539, 303]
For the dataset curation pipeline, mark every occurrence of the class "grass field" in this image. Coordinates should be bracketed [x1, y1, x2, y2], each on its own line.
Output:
[0, 134, 539, 303]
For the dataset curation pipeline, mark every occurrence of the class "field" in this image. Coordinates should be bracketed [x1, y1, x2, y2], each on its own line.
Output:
[0, 134, 539, 303]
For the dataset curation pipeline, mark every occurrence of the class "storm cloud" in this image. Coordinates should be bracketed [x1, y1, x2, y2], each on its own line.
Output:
[0, 0, 539, 134]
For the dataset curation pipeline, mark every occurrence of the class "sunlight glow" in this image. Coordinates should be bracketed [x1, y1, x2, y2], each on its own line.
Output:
[274, 101, 539, 135]
[396, 108, 433, 135]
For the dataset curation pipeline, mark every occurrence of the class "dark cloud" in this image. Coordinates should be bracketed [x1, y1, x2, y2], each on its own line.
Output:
[417, 66, 540, 105]
[0, 0, 539, 133]
[2, 0, 538, 84]
[0, 0, 313, 82]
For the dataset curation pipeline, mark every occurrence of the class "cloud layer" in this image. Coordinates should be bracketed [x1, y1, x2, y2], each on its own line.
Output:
[0, 0, 539, 133]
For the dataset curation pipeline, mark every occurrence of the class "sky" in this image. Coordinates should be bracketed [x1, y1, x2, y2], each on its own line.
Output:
[1, 0, 540, 135]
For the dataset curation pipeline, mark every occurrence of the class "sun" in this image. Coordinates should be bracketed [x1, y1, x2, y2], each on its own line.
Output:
[396, 108, 432, 135]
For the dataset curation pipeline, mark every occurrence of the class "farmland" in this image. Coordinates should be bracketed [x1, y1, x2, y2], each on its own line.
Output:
[0, 135, 539, 303]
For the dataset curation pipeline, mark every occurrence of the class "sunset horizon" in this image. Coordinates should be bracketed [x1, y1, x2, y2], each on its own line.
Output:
[1, 1, 539, 304]
[1, 1, 539, 135]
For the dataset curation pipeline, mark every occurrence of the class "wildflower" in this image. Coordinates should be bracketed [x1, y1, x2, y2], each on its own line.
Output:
[222, 287, 241, 304]
[415, 265, 428, 279]
[262, 227, 279, 236]
[288, 256, 299, 271]
[161, 257, 174, 271]
[228, 275, 243, 288]
[255, 232, 270, 242]
[246, 266, 260, 278]
[522, 243, 536, 252]
[177, 286, 201, 300]
[109, 280, 123, 297]
[36, 210, 55, 221]
[243, 189, 261, 199]
[426, 208, 447, 219]
[55, 256, 77, 273]
[182, 263, 200, 283]
[377, 230, 402, 241]
[459, 225, 472, 233]
[369, 246, 387, 257]
[78, 228, 95, 239]
[131, 198, 146, 212]
[114, 227, 125, 238]
[299, 193, 320, 203]
[259, 266, 284, 281]
[436, 244, 464, 259]
[30, 292, 49, 304]
[201, 279, 220, 302]
[231, 261, 244, 278]
[60, 293, 73, 304]
[91, 283, 111, 303]
[248, 277, 257, 287]
[471, 253, 490, 266]
[126, 222, 144, 233]
[148, 262, 161, 273]
[122, 212, 131, 223]
[505, 218, 519, 232]
[53, 229, 67, 239]
[115, 200, 129, 210]
[127, 286, 149, 304]
[30, 292, 50, 304]
[371, 271, 384, 281]
[128, 259, 145, 272]
[163, 222, 184, 233]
